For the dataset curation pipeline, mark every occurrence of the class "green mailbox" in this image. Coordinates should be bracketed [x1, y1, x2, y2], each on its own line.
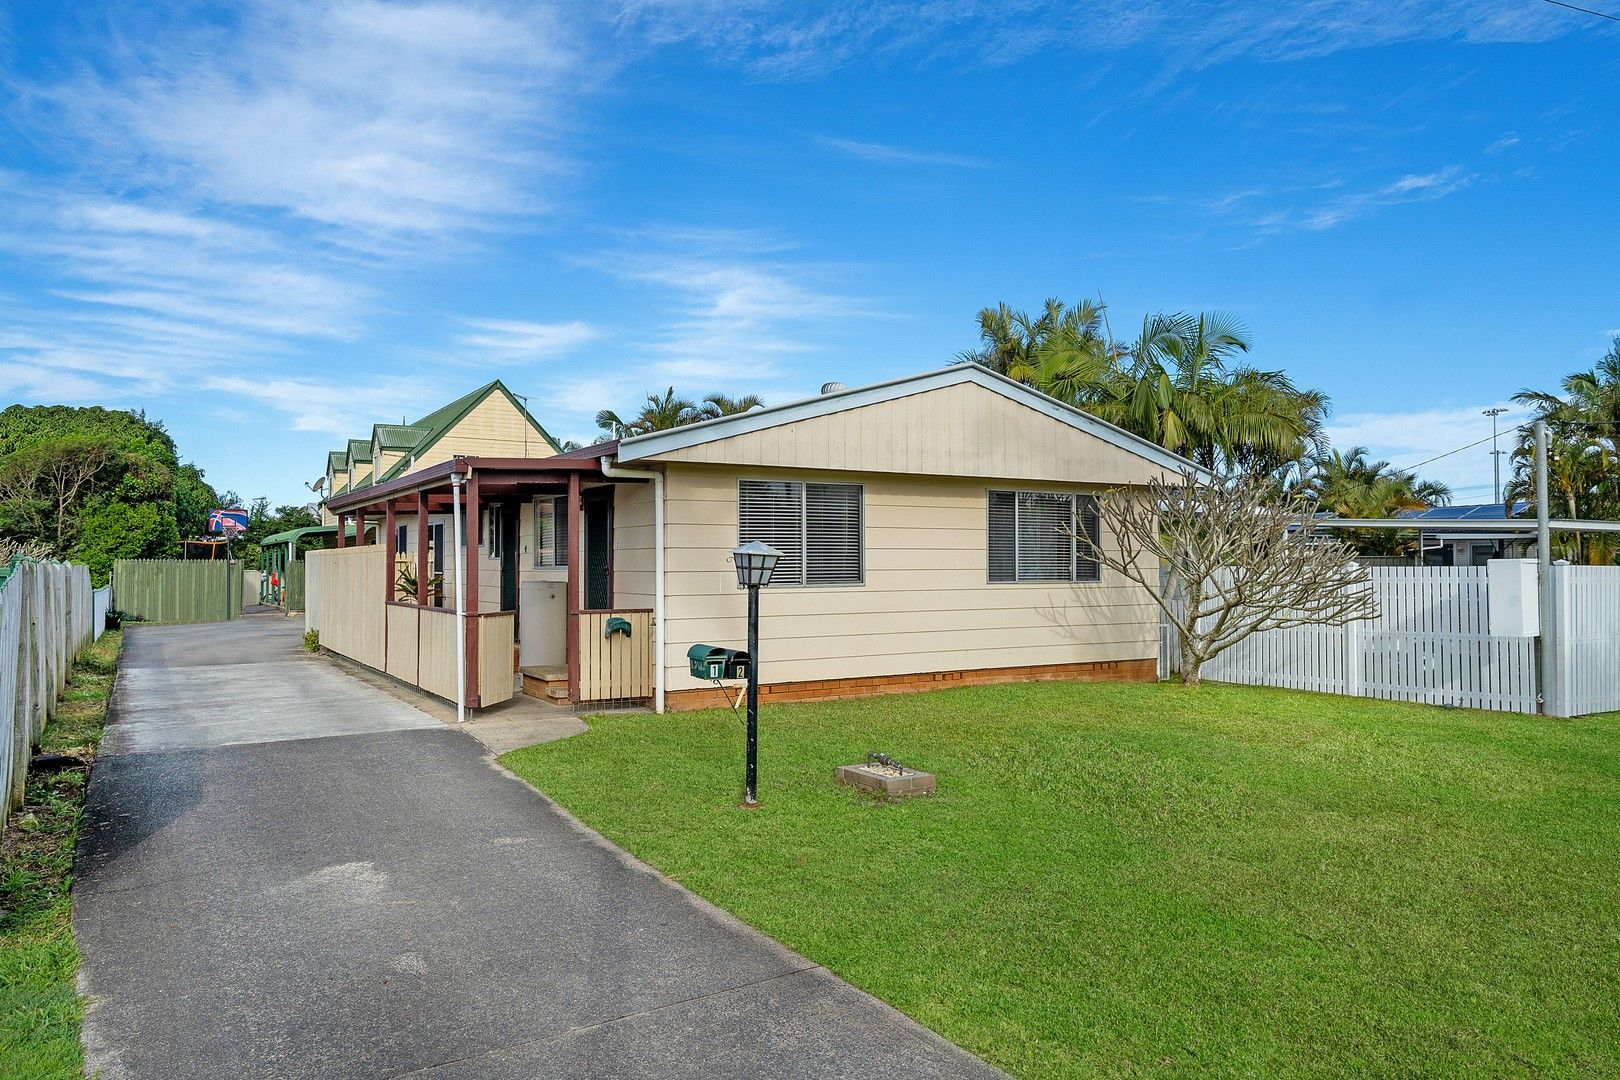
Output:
[688, 644, 751, 680]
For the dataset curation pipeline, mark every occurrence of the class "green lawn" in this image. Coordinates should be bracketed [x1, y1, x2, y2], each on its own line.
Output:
[502, 681, 1620, 1079]
[0, 630, 121, 1080]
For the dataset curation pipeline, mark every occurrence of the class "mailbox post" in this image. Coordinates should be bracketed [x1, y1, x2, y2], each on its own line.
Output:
[732, 541, 782, 807]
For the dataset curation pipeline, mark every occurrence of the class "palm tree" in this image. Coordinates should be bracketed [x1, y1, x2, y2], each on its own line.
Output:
[595, 388, 704, 438]
[1508, 338, 1620, 563]
[699, 393, 765, 420]
[1297, 446, 1452, 555]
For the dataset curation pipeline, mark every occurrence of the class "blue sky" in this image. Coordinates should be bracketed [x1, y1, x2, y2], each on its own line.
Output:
[1, 1, 1615, 507]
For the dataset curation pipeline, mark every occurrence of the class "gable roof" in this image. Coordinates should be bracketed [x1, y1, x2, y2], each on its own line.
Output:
[375, 379, 561, 483]
[326, 450, 347, 473]
[374, 424, 429, 450]
[347, 438, 373, 464]
[616, 364, 1202, 476]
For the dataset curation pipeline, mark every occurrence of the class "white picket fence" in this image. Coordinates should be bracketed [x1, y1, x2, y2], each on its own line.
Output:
[1160, 564, 1620, 716]
[1, 560, 95, 829]
[1548, 565, 1620, 717]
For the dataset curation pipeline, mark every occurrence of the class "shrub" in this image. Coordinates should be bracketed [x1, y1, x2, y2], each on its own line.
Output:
[302, 629, 319, 653]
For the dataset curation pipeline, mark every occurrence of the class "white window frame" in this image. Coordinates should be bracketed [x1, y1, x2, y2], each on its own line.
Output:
[737, 478, 865, 588]
[986, 488, 1102, 585]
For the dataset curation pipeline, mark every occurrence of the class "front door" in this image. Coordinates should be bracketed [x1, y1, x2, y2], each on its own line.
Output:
[582, 489, 612, 609]
[499, 505, 519, 612]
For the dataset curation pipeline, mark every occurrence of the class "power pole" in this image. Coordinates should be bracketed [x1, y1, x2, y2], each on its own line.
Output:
[1484, 407, 1508, 506]
[1534, 420, 1552, 715]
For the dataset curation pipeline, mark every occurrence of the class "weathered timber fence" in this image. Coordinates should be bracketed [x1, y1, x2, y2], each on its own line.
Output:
[2, 559, 95, 829]
[1160, 562, 1620, 717]
[112, 558, 242, 624]
[281, 561, 307, 611]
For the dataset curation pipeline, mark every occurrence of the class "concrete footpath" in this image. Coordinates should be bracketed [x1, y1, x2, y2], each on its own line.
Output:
[73, 617, 1002, 1079]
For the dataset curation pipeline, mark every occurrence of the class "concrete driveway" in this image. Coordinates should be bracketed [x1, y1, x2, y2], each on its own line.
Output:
[74, 617, 1001, 1080]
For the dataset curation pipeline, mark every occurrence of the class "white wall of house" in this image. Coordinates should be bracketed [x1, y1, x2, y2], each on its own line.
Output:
[658, 463, 1159, 692]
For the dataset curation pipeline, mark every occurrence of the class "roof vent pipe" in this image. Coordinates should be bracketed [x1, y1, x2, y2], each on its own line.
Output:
[820, 381, 847, 395]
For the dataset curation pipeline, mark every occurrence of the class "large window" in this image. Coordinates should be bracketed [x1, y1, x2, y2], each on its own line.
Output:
[987, 490, 1101, 584]
[533, 495, 568, 568]
[738, 479, 863, 587]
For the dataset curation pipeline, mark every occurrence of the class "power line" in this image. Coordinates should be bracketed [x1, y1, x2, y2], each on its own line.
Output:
[1542, 0, 1620, 22]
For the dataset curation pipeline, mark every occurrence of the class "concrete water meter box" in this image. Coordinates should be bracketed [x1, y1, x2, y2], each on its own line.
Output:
[836, 758, 936, 798]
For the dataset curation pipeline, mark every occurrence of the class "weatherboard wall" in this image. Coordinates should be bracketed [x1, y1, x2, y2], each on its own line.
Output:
[658, 463, 1159, 693]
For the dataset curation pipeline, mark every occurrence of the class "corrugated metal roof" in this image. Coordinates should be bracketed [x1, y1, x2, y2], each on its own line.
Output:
[374, 424, 428, 449]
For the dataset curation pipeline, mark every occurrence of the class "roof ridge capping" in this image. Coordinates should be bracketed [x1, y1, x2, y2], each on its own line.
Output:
[614, 363, 1205, 476]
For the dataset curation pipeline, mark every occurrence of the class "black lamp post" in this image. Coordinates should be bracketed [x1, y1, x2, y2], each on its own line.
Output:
[733, 540, 782, 807]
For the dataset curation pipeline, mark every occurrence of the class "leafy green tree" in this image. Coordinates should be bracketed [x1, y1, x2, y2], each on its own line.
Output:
[71, 500, 179, 585]
[0, 404, 224, 584]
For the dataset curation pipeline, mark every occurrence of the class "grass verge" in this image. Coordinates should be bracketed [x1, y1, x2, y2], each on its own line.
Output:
[0, 630, 121, 1080]
[502, 681, 1620, 1079]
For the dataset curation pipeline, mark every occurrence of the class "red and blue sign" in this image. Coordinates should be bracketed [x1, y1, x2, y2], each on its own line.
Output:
[209, 508, 249, 535]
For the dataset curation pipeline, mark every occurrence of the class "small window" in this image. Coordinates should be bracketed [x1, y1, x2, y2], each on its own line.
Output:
[988, 490, 1100, 584]
[533, 495, 569, 568]
[396, 525, 408, 553]
[738, 479, 862, 587]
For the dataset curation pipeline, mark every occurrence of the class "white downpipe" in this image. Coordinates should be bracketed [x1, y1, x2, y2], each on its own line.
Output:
[452, 469, 467, 723]
[600, 457, 665, 712]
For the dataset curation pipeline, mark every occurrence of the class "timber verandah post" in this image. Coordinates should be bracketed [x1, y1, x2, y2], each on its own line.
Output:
[463, 469, 481, 709]
[566, 470, 581, 704]
[384, 499, 397, 605]
[335, 513, 347, 549]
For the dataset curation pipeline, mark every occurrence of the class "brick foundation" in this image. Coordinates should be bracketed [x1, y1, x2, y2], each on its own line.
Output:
[664, 656, 1156, 712]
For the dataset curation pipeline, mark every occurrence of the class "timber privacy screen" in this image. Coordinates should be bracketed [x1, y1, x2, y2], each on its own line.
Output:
[112, 559, 243, 625]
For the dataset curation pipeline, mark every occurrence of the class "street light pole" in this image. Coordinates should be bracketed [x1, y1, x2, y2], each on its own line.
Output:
[745, 582, 759, 806]
[731, 540, 782, 809]
[1484, 407, 1508, 505]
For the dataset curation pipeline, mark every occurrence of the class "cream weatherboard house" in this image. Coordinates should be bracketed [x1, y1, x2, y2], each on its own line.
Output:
[310, 365, 1193, 713]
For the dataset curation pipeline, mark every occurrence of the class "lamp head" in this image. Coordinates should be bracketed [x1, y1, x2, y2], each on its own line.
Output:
[732, 540, 782, 588]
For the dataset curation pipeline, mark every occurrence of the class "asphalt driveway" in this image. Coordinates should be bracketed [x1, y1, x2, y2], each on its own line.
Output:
[74, 617, 1000, 1079]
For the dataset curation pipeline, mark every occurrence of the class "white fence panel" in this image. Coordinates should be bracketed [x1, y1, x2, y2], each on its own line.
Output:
[1550, 564, 1620, 717]
[1162, 565, 1543, 714]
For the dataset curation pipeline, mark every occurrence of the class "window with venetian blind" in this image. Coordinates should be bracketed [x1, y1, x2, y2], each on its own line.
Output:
[532, 495, 568, 567]
[987, 490, 1101, 583]
[737, 479, 863, 587]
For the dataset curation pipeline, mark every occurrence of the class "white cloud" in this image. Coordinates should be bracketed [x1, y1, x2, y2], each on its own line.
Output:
[457, 318, 600, 362]
[40, 1, 587, 242]
[615, 1, 1576, 80]
[1485, 132, 1522, 154]
[3, 1, 602, 419]
[1327, 401, 1532, 501]
[204, 374, 438, 436]
[1231, 165, 1475, 233]
[815, 136, 989, 168]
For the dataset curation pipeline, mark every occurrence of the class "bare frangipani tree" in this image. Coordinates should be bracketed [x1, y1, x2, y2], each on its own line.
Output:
[1076, 470, 1378, 687]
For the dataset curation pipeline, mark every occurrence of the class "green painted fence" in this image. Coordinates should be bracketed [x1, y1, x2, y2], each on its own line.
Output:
[112, 559, 242, 625]
[282, 561, 306, 611]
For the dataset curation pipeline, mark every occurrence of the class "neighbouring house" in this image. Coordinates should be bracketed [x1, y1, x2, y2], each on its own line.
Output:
[1399, 502, 1533, 566]
[261, 380, 558, 605]
[311, 365, 1196, 712]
